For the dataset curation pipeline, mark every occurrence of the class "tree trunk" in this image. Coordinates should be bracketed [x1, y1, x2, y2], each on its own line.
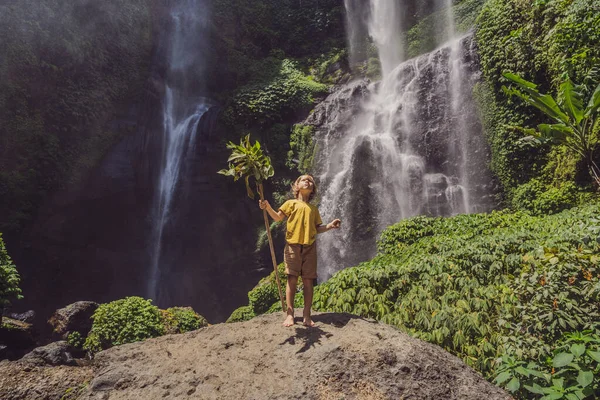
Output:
[258, 184, 286, 312]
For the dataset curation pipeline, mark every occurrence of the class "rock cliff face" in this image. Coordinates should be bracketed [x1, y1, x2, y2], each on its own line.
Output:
[13, 95, 264, 323]
[304, 34, 498, 276]
[9, 3, 266, 325]
[0, 313, 510, 400]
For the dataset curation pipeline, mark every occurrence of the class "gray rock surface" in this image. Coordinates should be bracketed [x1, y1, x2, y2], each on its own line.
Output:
[0, 312, 511, 399]
[80, 312, 509, 400]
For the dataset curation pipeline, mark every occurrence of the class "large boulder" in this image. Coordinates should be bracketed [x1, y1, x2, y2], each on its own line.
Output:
[48, 301, 98, 339]
[20, 341, 76, 367]
[78, 312, 509, 399]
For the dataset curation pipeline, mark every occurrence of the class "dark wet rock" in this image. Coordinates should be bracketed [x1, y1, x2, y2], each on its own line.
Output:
[48, 301, 99, 339]
[20, 341, 76, 366]
[6, 310, 36, 323]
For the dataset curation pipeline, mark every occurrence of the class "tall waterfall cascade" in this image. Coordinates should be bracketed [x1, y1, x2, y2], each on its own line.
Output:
[148, 0, 212, 303]
[314, 0, 495, 278]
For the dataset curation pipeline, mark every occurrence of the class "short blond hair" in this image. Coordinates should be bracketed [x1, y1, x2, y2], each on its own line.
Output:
[292, 175, 317, 201]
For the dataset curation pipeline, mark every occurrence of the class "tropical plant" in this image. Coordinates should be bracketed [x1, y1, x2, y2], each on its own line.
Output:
[502, 72, 600, 187]
[0, 233, 22, 326]
[218, 134, 285, 312]
[161, 307, 208, 334]
[495, 331, 600, 399]
[84, 296, 165, 354]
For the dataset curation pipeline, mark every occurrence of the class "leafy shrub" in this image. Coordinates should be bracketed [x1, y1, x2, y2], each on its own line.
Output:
[229, 262, 309, 321]
[228, 59, 328, 127]
[248, 263, 287, 314]
[66, 331, 84, 349]
[226, 305, 256, 323]
[495, 331, 600, 398]
[309, 201, 600, 379]
[0, 233, 22, 325]
[84, 297, 164, 353]
[161, 307, 207, 334]
[287, 124, 316, 174]
[512, 179, 578, 215]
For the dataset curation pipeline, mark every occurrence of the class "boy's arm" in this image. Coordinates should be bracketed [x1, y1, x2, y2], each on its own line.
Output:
[317, 219, 341, 233]
[259, 200, 286, 222]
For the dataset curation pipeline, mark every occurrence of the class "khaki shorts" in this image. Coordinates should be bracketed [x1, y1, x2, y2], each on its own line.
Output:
[284, 242, 317, 279]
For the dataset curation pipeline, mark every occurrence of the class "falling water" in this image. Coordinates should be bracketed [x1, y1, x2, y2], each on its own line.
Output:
[314, 0, 494, 277]
[148, 0, 211, 302]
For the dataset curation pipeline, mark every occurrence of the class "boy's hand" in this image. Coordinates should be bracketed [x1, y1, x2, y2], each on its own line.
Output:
[259, 200, 270, 210]
[328, 219, 341, 229]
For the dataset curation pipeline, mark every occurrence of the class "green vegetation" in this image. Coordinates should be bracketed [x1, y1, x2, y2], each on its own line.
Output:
[407, 0, 487, 58]
[475, 0, 600, 204]
[225, 59, 328, 128]
[161, 307, 208, 335]
[210, 0, 346, 205]
[287, 124, 317, 174]
[218, 134, 286, 311]
[66, 331, 84, 349]
[0, 234, 22, 325]
[237, 201, 600, 398]
[83, 297, 206, 354]
[502, 72, 600, 187]
[511, 179, 580, 215]
[495, 331, 600, 398]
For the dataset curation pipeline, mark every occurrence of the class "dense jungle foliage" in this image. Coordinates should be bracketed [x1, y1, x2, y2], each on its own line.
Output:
[0, 0, 153, 235]
[209, 0, 348, 197]
[1, 0, 600, 395]
[232, 201, 600, 398]
[474, 0, 600, 207]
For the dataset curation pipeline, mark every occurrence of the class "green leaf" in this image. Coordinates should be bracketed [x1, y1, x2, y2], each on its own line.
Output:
[558, 79, 584, 124]
[553, 353, 574, 368]
[586, 350, 600, 362]
[524, 383, 546, 395]
[502, 72, 570, 124]
[570, 343, 585, 357]
[515, 366, 530, 376]
[584, 82, 600, 117]
[503, 72, 538, 89]
[552, 378, 564, 390]
[541, 394, 564, 400]
[576, 370, 593, 388]
[494, 371, 512, 384]
[506, 377, 520, 392]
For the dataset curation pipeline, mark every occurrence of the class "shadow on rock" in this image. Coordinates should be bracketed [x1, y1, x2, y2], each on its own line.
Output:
[312, 312, 375, 327]
[280, 325, 333, 354]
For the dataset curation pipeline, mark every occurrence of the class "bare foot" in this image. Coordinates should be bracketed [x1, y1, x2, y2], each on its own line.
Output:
[283, 314, 295, 327]
[303, 317, 315, 327]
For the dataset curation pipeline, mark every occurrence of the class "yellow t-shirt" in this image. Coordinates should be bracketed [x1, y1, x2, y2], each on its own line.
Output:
[279, 199, 323, 245]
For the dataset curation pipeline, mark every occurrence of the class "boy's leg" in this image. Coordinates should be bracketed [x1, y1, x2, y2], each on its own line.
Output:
[302, 278, 315, 327]
[284, 275, 298, 326]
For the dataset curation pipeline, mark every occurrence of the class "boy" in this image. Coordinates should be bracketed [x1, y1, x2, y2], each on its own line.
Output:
[259, 175, 341, 327]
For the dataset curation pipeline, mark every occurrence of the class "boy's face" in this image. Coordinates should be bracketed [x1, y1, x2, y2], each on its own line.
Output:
[298, 176, 314, 193]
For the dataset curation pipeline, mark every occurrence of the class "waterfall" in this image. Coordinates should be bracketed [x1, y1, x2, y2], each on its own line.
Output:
[313, 0, 494, 278]
[148, 0, 211, 303]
